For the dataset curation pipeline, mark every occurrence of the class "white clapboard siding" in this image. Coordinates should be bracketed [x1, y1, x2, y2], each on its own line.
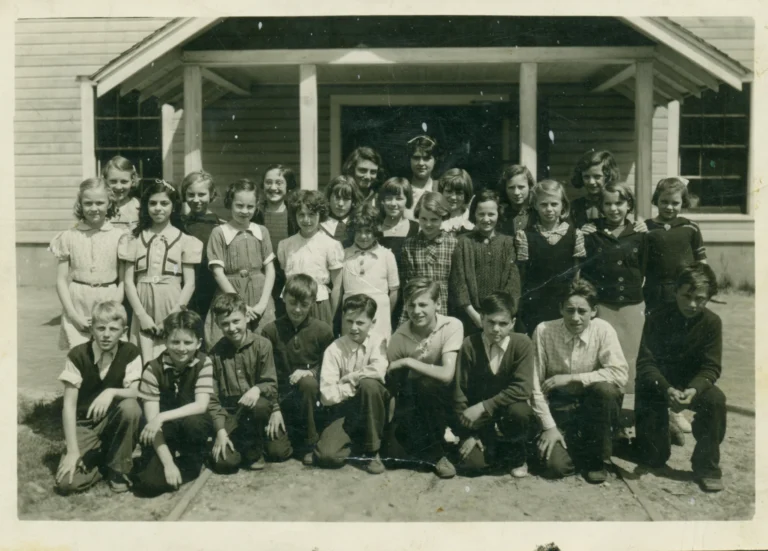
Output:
[671, 17, 754, 71]
[14, 17, 172, 243]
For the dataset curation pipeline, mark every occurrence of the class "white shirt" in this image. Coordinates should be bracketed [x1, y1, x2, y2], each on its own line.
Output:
[320, 334, 388, 406]
[58, 342, 142, 389]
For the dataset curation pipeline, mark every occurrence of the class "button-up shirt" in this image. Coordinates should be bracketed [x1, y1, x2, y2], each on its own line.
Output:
[320, 334, 388, 406]
[531, 318, 628, 430]
[48, 221, 124, 284]
[482, 334, 510, 375]
[58, 341, 142, 389]
[277, 231, 344, 301]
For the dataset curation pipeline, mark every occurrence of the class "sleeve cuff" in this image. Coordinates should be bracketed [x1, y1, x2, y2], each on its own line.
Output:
[481, 399, 495, 416]
[688, 376, 712, 396]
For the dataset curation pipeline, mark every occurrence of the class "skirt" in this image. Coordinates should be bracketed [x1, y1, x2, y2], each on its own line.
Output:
[59, 281, 122, 350]
[596, 301, 645, 394]
[129, 278, 183, 361]
[310, 299, 333, 327]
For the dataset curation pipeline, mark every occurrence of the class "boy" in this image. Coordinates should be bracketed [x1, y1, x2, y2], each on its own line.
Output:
[634, 262, 726, 492]
[133, 310, 214, 496]
[55, 301, 142, 494]
[208, 293, 292, 473]
[314, 294, 390, 474]
[260, 274, 335, 465]
[453, 292, 534, 477]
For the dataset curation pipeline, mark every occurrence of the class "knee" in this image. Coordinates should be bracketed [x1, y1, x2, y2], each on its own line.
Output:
[248, 398, 272, 421]
[697, 385, 726, 410]
[265, 436, 293, 463]
[116, 398, 142, 422]
[180, 415, 212, 444]
[297, 375, 319, 397]
[54, 478, 77, 496]
[543, 443, 575, 479]
[502, 402, 533, 424]
[586, 382, 622, 404]
[358, 378, 386, 398]
[212, 450, 243, 474]
[314, 441, 346, 469]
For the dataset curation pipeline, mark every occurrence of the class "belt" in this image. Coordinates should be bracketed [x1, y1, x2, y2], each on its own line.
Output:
[227, 269, 261, 278]
[136, 275, 182, 284]
[71, 279, 118, 288]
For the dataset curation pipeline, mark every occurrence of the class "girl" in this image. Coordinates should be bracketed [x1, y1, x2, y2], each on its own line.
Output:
[399, 192, 457, 327]
[341, 203, 400, 340]
[50, 178, 125, 349]
[204, 179, 277, 347]
[120, 180, 203, 362]
[103, 156, 141, 233]
[405, 135, 439, 220]
[570, 150, 621, 229]
[341, 146, 384, 203]
[277, 190, 344, 326]
[497, 164, 534, 236]
[437, 168, 475, 235]
[644, 177, 707, 315]
[580, 182, 647, 392]
[449, 188, 521, 336]
[321, 175, 360, 247]
[180, 170, 221, 320]
[515, 180, 586, 335]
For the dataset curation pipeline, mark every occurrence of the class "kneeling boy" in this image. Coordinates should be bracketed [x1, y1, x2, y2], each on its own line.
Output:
[314, 294, 390, 474]
[635, 262, 726, 492]
[208, 293, 292, 473]
[55, 301, 142, 494]
[453, 292, 534, 477]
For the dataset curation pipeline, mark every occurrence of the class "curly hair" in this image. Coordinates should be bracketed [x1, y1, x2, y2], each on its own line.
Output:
[347, 202, 383, 239]
[676, 261, 717, 299]
[163, 309, 204, 341]
[468, 188, 502, 225]
[413, 191, 451, 220]
[341, 147, 384, 185]
[571, 150, 620, 190]
[562, 278, 599, 309]
[74, 178, 117, 222]
[132, 179, 182, 237]
[287, 189, 329, 222]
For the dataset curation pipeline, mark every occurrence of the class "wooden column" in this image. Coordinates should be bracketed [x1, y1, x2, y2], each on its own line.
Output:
[183, 65, 203, 175]
[161, 103, 177, 182]
[635, 61, 654, 219]
[666, 100, 680, 177]
[78, 77, 96, 178]
[519, 63, 537, 179]
[746, 82, 755, 216]
[299, 64, 319, 190]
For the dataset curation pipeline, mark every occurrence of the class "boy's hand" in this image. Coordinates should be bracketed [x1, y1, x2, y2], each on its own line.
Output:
[212, 430, 235, 462]
[238, 386, 261, 408]
[460, 402, 487, 428]
[542, 374, 578, 394]
[581, 223, 597, 235]
[289, 370, 313, 385]
[87, 389, 115, 422]
[56, 452, 82, 485]
[164, 462, 182, 489]
[537, 427, 567, 461]
[266, 410, 286, 440]
[340, 371, 363, 387]
[459, 437, 483, 461]
[140, 416, 164, 445]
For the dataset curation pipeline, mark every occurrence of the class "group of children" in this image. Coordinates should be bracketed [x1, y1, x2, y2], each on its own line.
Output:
[50, 141, 727, 498]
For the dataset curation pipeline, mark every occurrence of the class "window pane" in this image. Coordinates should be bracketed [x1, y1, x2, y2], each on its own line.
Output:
[118, 91, 140, 118]
[724, 118, 748, 144]
[141, 98, 161, 118]
[139, 118, 161, 148]
[680, 149, 700, 176]
[686, 178, 746, 214]
[96, 120, 119, 148]
[140, 150, 163, 181]
[96, 90, 118, 118]
[119, 120, 140, 147]
[720, 149, 747, 176]
[700, 88, 724, 114]
[679, 117, 701, 145]
[700, 118, 724, 145]
[701, 149, 725, 176]
[681, 94, 701, 115]
[722, 85, 749, 114]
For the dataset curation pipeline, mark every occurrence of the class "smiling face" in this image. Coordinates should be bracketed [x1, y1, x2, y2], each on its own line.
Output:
[296, 205, 321, 238]
[506, 175, 530, 207]
[482, 310, 514, 345]
[147, 192, 173, 226]
[560, 295, 596, 335]
[91, 317, 126, 353]
[354, 225, 376, 250]
[342, 309, 374, 345]
[474, 200, 499, 236]
[230, 190, 258, 227]
[675, 283, 709, 319]
[354, 160, 379, 192]
[441, 187, 466, 216]
[81, 187, 110, 226]
[382, 191, 407, 220]
[215, 309, 248, 347]
[329, 190, 352, 220]
[657, 190, 683, 222]
[165, 328, 201, 367]
[601, 190, 629, 226]
[263, 169, 288, 206]
[185, 180, 212, 215]
[284, 294, 313, 327]
[410, 152, 435, 180]
[418, 208, 443, 240]
[406, 291, 439, 329]
[581, 163, 606, 197]
[105, 169, 133, 204]
[534, 191, 563, 227]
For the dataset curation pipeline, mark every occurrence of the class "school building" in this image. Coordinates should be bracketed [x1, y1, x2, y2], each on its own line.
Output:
[14, 16, 755, 287]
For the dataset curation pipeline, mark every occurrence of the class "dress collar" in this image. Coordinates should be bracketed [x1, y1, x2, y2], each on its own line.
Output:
[221, 222, 263, 245]
[345, 243, 381, 259]
[76, 221, 114, 232]
[536, 221, 569, 238]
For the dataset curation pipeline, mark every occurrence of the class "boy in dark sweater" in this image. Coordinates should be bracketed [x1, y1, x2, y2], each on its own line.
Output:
[55, 301, 142, 494]
[453, 292, 534, 477]
[634, 262, 726, 492]
[208, 293, 292, 473]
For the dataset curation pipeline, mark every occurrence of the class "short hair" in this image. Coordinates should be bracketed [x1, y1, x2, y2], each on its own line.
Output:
[262, 164, 298, 192]
[283, 273, 318, 303]
[675, 261, 718, 299]
[74, 178, 117, 221]
[163, 309, 203, 340]
[326, 175, 362, 205]
[348, 203, 383, 239]
[342, 293, 377, 320]
[101, 155, 139, 193]
[181, 170, 217, 203]
[498, 164, 535, 202]
[437, 168, 474, 206]
[224, 178, 259, 210]
[407, 135, 438, 158]
[571, 150, 621, 190]
[479, 292, 518, 318]
[562, 279, 599, 309]
[469, 188, 502, 224]
[287, 189, 329, 222]
[341, 147, 383, 180]
[90, 300, 128, 327]
[403, 277, 441, 306]
[413, 191, 451, 220]
[599, 181, 636, 214]
[652, 177, 691, 208]
[211, 293, 248, 320]
[530, 179, 571, 222]
[377, 177, 414, 214]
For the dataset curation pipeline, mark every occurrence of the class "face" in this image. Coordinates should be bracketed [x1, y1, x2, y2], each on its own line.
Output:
[185, 180, 212, 215]
[354, 160, 379, 191]
[81, 187, 110, 225]
[535, 192, 563, 225]
[215, 310, 249, 346]
[165, 328, 202, 366]
[474, 200, 499, 236]
[418, 208, 443, 240]
[297, 205, 320, 237]
[382, 192, 407, 219]
[284, 294, 313, 326]
[441, 187, 466, 215]
[354, 226, 376, 250]
[406, 291, 439, 329]
[581, 164, 606, 196]
[263, 169, 288, 205]
[410, 152, 435, 179]
[105, 169, 133, 203]
[482, 311, 514, 344]
[231, 190, 257, 226]
[675, 283, 709, 318]
[90, 317, 126, 352]
[329, 191, 352, 220]
[601, 190, 630, 225]
[657, 190, 683, 221]
[560, 295, 596, 335]
[147, 192, 173, 225]
[506, 175, 530, 207]
[342, 310, 374, 344]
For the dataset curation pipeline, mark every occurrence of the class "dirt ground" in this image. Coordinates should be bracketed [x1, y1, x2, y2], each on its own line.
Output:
[16, 286, 755, 521]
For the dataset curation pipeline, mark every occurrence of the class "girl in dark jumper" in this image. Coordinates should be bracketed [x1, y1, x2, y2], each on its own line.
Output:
[496, 164, 534, 236]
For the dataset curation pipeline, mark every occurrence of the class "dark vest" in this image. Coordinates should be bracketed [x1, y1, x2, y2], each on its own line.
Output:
[523, 225, 578, 300]
[145, 351, 209, 411]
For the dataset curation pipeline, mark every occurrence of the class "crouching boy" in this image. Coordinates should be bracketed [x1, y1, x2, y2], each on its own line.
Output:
[453, 292, 534, 478]
[314, 294, 390, 474]
[55, 301, 142, 494]
[133, 310, 214, 496]
[634, 262, 727, 492]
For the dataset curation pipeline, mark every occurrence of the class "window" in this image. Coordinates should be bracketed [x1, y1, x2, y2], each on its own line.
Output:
[679, 83, 750, 214]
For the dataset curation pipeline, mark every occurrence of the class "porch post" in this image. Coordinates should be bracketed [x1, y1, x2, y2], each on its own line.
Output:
[666, 100, 680, 177]
[161, 103, 177, 182]
[183, 65, 203, 175]
[635, 61, 654, 219]
[299, 64, 319, 190]
[78, 77, 96, 179]
[519, 63, 537, 179]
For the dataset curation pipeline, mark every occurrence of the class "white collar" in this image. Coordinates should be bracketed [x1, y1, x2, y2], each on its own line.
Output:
[221, 222, 263, 245]
[482, 334, 510, 354]
[76, 221, 114, 232]
[91, 341, 115, 365]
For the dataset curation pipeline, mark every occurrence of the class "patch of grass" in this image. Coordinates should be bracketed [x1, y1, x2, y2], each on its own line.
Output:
[718, 272, 734, 293]
[737, 279, 756, 296]
[20, 397, 64, 441]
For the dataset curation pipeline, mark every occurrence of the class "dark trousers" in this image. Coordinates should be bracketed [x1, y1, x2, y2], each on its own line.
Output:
[314, 379, 390, 468]
[133, 413, 212, 497]
[211, 397, 293, 474]
[55, 398, 142, 495]
[280, 375, 321, 452]
[537, 382, 623, 478]
[457, 401, 533, 473]
[635, 382, 726, 478]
